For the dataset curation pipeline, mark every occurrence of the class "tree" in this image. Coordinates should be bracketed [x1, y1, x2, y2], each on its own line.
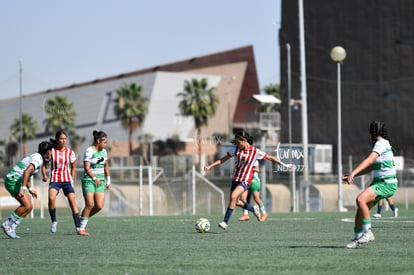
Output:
[113, 83, 149, 155]
[10, 113, 39, 157]
[43, 95, 77, 134]
[177, 78, 219, 168]
[67, 128, 86, 154]
[261, 83, 281, 112]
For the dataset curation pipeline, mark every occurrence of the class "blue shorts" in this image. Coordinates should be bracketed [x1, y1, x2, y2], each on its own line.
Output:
[49, 181, 75, 196]
[230, 180, 250, 192]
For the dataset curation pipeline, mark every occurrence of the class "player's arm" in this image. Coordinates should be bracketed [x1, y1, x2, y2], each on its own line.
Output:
[70, 161, 77, 183]
[343, 151, 378, 184]
[104, 160, 111, 189]
[265, 155, 294, 169]
[204, 154, 231, 172]
[84, 161, 100, 185]
[22, 164, 37, 198]
[41, 164, 48, 182]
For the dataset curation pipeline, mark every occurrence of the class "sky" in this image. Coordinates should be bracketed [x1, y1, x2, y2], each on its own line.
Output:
[0, 0, 281, 100]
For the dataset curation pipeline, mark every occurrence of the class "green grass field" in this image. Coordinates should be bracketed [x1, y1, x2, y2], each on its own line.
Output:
[1, 208, 413, 275]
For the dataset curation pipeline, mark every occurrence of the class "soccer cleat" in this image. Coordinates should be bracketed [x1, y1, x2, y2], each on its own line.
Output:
[239, 214, 250, 221]
[373, 213, 382, 218]
[253, 205, 261, 221]
[50, 222, 58, 233]
[218, 221, 228, 230]
[357, 230, 375, 245]
[346, 238, 361, 249]
[1, 222, 17, 239]
[394, 208, 398, 218]
[260, 213, 268, 222]
[10, 223, 20, 239]
[77, 228, 89, 236]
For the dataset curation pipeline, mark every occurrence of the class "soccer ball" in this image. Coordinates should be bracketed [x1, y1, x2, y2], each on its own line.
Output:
[195, 218, 210, 233]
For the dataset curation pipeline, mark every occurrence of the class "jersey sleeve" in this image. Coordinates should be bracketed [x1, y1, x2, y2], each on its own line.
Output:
[372, 139, 387, 155]
[70, 149, 77, 164]
[30, 153, 44, 170]
[83, 147, 93, 162]
[256, 148, 267, 160]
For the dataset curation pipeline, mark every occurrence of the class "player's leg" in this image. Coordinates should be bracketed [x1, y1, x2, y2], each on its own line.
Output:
[90, 192, 105, 216]
[64, 182, 81, 231]
[373, 199, 383, 218]
[386, 197, 398, 217]
[239, 190, 250, 221]
[219, 182, 247, 229]
[48, 184, 59, 233]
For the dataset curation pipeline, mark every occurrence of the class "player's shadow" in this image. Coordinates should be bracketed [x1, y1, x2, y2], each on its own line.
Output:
[288, 245, 345, 249]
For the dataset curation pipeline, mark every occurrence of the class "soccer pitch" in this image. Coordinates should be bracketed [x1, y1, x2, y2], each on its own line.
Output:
[1, 209, 413, 275]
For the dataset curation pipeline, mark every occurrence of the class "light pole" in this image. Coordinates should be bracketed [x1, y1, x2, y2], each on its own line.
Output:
[286, 43, 297, 212]
[330, 46, 346, 212]
[19, 60, 23, 159]
[298, 0, 310, 212]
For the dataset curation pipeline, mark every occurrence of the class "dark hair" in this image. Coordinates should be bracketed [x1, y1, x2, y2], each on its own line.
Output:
[49, 138, 58, 148]
[49, 129, 68, 148]
[370, 121, 389, 145]
[55, 130, 67, 140]
[93, 130, 107, 143]
[38, 141, 53, 161]
[233, 130, 253, 145]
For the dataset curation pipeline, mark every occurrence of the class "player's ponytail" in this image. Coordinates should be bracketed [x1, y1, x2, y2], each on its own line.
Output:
[93, 130, 108, 144]
[234, 130, 253, 145]
[369, 121, 389, 146]
[38, 141, 53, 162]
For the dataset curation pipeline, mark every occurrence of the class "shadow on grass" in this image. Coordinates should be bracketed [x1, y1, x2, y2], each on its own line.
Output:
[288, 245, 345, 249]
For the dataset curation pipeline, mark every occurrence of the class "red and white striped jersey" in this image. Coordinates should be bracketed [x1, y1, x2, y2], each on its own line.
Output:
[49, 147, 77, 183]
[227, 145, 267, 184]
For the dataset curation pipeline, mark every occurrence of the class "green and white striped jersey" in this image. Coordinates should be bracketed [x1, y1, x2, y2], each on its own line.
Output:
[82, 146, 108, 179]
[372, 138, 397, 183]
[6, 153, 44, 179]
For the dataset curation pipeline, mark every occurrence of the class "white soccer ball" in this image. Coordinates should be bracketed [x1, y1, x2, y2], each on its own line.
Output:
[195, 218, 210, 233]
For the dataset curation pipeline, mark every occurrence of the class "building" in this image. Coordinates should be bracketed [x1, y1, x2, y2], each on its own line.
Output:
[0, 45, 261, 161]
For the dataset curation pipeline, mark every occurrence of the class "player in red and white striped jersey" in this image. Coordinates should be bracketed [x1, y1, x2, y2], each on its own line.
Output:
[43, 130, 81, 234]
[204, 130, 294, 230]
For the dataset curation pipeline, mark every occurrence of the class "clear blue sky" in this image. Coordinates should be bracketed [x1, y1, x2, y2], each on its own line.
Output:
[0, 0, 281, 100]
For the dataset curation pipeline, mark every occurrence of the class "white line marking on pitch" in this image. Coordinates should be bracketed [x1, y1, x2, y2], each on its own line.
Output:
[341, 218, 414, 223]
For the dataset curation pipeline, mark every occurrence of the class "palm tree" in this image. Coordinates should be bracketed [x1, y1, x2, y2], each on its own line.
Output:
[67, 128, 86, 153]
[43, 95, 77, 134]
[177, 78, 219, 168]
[113, 83, 149, 155]
[10, 113, 39, 157]
[262, 83, 281, 112]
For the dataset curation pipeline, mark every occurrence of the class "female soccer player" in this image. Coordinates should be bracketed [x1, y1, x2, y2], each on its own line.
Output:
[238, 160, 268, 222]
[1, 141, 53, 239]
[343, 121, 398, 249]
[204, 130, 293, 230]
[44, 130, 80, 233]
[78, 130, 111, 236]
[373, 197, 398, 218]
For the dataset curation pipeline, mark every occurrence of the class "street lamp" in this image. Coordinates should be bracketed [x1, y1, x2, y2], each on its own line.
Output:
[286, 43, 298, 212]
[19, 60, 23, 159]
[330, 46, 346, 212]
